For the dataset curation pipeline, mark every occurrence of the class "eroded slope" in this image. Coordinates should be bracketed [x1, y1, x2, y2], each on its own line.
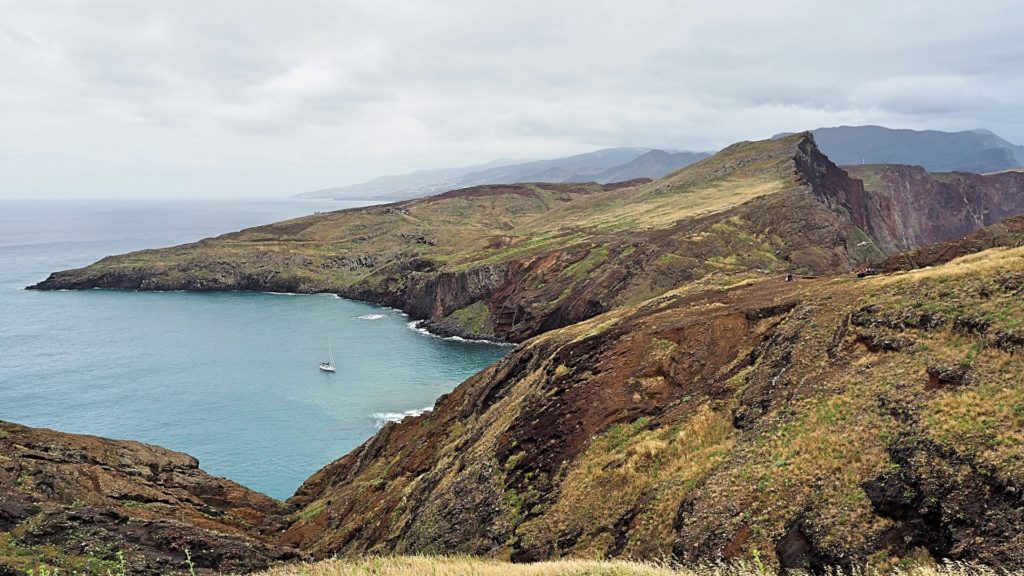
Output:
[282, 246, 1024, 570]
[844, 164, 1024, 253]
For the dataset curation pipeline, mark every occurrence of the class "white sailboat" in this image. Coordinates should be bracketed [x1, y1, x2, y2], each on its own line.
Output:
[319, 342, 336, 373]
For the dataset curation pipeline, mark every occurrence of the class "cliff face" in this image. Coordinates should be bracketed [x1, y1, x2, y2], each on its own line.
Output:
[0, 422, 299, 574]
[281, 245, 1024, 569]
[878, 214, 1024, 273]
[843, 165, 1024, 253]
[29, 137, 1024, 344]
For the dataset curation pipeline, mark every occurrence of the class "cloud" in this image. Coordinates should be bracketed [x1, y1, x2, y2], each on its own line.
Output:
[0, 0, 1021, 197]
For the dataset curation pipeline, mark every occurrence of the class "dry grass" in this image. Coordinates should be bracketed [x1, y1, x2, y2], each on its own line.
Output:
[254, 557, 1022, 576]
[516, 405, 737, 558]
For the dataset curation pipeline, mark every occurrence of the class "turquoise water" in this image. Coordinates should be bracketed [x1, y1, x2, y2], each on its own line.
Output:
[0, 199, 510, 499]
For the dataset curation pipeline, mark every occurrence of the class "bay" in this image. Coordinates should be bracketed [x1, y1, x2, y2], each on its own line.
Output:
[0, 199, 509, 499]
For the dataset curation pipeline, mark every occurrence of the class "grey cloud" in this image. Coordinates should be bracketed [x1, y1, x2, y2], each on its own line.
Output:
[0, 0, 1021, 198]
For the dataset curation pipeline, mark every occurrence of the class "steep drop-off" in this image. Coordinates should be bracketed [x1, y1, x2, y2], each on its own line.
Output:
[878, 214, 1024, 273]
[32, 135, 1024, 345]
[844, 165, 1024, 253]
[282, 245, 1024, 570]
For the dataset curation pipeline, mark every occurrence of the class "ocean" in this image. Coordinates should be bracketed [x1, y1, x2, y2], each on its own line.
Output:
[0, 198, 510, 499]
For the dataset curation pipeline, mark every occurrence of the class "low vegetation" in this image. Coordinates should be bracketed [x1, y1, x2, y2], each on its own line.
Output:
[16, 134, 1024, 573]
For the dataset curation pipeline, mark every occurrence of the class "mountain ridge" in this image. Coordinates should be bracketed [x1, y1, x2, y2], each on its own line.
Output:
[31, 133, 1024, 344]
[33, 133, 866, 342]
[295, 147, 711, 201]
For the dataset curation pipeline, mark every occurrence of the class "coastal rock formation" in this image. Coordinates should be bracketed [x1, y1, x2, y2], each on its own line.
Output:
[0, 422, 299, 574]
[878, 214, 1024, 273]
[844, 164, 1024, 253]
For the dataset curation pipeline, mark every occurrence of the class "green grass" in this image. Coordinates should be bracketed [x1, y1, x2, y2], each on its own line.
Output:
[447, 301, 494, 336]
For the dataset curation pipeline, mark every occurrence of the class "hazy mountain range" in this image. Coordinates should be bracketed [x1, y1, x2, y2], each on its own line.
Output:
[778, 125, 1024, 173]
[298, 125, 1024, 201]
[295, 148, 711, 200]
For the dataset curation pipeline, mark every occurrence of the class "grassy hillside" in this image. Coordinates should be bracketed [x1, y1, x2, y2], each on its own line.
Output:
[282, 245, 1024, 570]
[19, 132, 1024, 574]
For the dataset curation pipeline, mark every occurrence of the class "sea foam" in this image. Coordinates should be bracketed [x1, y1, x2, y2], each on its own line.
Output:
[373, 407, 433, 428]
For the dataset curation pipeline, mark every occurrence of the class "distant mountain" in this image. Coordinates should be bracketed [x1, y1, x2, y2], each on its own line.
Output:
[566, 149, 711, 183]
[296, 147, 710, 200]
[775, 125, 1024, 173]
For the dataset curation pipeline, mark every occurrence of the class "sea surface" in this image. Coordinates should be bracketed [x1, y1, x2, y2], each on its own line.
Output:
[0, 199, 510, 499]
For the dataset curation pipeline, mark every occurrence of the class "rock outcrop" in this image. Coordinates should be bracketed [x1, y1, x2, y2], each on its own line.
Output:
[0, 422, 299, 574]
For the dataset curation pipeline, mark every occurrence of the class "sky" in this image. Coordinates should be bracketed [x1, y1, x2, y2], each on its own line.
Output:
[2, 0, 1022, 198]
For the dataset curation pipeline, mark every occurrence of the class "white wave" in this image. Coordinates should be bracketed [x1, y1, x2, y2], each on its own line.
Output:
[373, 406, 433, 428]
[358, 313, 386, 320]
[406, 320, 516, 346]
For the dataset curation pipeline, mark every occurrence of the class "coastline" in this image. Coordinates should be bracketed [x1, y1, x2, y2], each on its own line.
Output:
[27, 283, 516, 346]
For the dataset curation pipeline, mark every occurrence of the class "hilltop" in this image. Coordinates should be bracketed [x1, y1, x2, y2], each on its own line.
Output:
[304, 125, 1024, 203]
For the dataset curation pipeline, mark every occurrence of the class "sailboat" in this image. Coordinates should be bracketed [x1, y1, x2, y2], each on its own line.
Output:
[319, 342, 336, 373]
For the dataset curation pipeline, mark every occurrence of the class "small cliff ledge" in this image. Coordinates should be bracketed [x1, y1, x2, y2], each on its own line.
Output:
[0, 421, 300, 574]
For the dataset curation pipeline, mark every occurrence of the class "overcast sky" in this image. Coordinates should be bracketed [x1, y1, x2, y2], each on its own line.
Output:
[2, 1, 1022, 198]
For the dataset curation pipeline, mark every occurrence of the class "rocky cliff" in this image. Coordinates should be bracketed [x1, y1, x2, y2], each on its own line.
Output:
[0, 422, 299, 574]
[281, 244, 1024, 569]
[844, 165, 1024, 253]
